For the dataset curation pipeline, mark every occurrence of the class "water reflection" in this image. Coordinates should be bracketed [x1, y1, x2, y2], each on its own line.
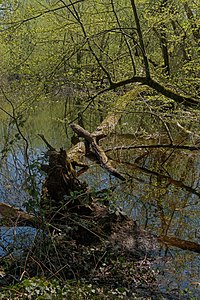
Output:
[104, 131, 200, 297]
[0, 101, 199, 297]
[0, 227, 37, 257]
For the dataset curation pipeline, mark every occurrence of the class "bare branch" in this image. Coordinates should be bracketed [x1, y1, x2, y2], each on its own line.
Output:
[1, 0, 84, 30]
[105, 143, 200, 152]
[0, 202, 40, 227]
[158, 235, 200, 253]
[71, 123, 126, 181]
[110, 0, 136, 75]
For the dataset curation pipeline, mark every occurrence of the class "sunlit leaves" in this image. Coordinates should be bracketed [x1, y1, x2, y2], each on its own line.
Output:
[0, 0, 199, 101]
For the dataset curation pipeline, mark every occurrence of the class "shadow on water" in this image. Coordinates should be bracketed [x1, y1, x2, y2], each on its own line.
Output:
[0, 101, 199, 298]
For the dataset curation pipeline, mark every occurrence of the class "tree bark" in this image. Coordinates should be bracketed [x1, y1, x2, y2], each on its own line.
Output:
[71, 123, 126, 181]
[103, 77, 200, 108]
[158, 235, 200, 253]
[0, 202, 39, 227]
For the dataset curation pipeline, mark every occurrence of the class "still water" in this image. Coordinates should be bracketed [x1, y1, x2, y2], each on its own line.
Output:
[0, 100, 199, 297]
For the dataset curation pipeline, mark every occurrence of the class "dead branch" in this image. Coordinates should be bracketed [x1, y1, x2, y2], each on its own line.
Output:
[38, 134, 56, 151]
[67, 86, 147, 161]
[176, 122, 200, 140]
[0, 202, 39, 227]
[158, 235, 200, 253]
[105, 143, 200, 152]
[67, 86, 148, 180]
[71, 123, 126, 181]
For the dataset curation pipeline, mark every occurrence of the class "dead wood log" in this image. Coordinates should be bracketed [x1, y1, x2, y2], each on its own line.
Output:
[4, 86, 195, 235]
[158, 235, 200, 253]
[40, 148, 88, 210]
[68, 86, 148, 180]
[0, 202, 39, 227]
[71, 123, 126, 181]
[67, 85, 147, 160]
[92, 86, 147, 140]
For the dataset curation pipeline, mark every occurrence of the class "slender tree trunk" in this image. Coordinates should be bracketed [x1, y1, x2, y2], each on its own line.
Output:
[184, 2, 200, 45]
[129, 0, 150, 79]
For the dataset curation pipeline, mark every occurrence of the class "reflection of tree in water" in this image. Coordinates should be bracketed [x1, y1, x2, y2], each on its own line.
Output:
[107, 133, 200, 296]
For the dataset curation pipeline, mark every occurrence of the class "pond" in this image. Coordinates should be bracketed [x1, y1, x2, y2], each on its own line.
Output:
[0, 97, 199, 298]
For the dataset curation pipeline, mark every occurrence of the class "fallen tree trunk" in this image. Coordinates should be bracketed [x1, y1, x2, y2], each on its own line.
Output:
[71, 123, 126, 181]
[67, 85, 147, 161]
[158, 235, 200, 254]
[0, 202, 38, 227]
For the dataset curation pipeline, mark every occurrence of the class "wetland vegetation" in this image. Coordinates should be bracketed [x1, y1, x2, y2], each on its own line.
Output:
[0, 0, 200, 299]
